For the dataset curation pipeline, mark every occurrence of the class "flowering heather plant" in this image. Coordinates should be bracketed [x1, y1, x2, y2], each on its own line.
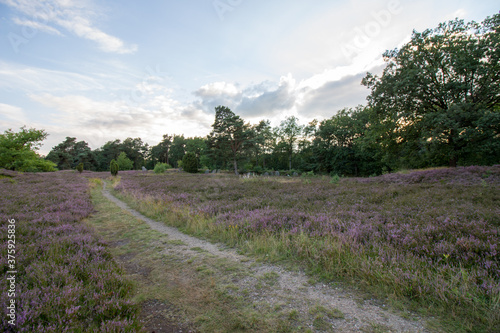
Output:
[0, 170, 140, 332]
[113, 166, 500, 330]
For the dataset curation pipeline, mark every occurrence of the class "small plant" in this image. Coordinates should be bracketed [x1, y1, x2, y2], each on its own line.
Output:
[154, 162, 171, 174]
[330, 174, 340, 184]
[76, 162, 84, 173]
[110, 159, 119, 176]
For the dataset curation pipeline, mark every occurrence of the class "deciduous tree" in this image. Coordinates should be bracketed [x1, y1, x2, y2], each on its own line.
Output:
[362, 14, 500, 168]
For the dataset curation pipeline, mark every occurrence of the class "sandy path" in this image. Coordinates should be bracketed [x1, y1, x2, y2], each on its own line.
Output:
[102, 184, 430, 332]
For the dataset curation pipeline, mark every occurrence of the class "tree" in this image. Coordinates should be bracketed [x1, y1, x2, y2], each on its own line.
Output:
[76, 162, 84, 173]
[210, 106, 252, 175]
[169, 135, 187, 168]
[251, 120, 273, 169]
[95, 140, 121, 171]
[151, 134, 172, 166]
[182, 152, 198, 173]
[0, 127, 56, 172]
[110, 159, 119, 176]
[362, 13, 500, 168]
[276, 116, 304, 171]
[121, 137, 148, 169]
[312, 107, 380, 176]
[46, 137, 97, 170]
[116, 152, 133, 170]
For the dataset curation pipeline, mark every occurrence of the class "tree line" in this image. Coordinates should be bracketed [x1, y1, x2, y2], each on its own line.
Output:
[1, 14, 499, 175]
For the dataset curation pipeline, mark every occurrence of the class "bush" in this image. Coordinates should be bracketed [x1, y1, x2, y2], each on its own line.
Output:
[330, 174, 340, 184]
[182, 152, 198, 173]
[154, 162, 171, 174]
[76, 162, 84, 173]
[110, 159, 119, 176]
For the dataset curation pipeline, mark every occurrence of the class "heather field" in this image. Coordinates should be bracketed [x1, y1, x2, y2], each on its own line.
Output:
[112, 166, 500, 332]
[0, 170, 140, 332]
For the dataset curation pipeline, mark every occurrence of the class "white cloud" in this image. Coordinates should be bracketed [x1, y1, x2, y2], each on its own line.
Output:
[28, 85, 213, 152]
[0, 102, 28, 124]
[2, 0, 137, 54]
[0, 61, 106, 93]
[195, 82, 240, 97]
[12, 17, 64, 35]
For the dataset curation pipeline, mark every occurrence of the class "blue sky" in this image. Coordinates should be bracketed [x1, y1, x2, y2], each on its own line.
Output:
[0, 0, 498, 154]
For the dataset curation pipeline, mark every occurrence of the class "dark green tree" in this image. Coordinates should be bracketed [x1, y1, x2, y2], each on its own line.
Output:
[182, 151, 198, 173]
[210, 106, 253, 175]
[169, 135, 187, 168]
[312, 107, 380, 176]
[121, 137, 148, 169]
[362, 13, 500, 168]
[46, 137, 97, 170]
[110, 159, 119, 176]
[95, 140, 121, 171]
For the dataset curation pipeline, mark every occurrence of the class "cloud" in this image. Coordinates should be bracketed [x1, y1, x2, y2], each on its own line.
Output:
[28, 83, 213, 152]
[12, 17, 64, 35]
[297, 72, 373, 118]
[192, 67, 378, 123]
[2, 0, 137, 54]
[0, 61, 106, 93]
[237, 74, 296, 117]
[0, 102, 28, 124]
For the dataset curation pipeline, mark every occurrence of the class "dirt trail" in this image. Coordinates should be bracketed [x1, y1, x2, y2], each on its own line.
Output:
[102, 184, 430, 332]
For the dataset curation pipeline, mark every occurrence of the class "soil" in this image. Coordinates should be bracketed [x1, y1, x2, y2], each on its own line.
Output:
[102, 184, 431, 332]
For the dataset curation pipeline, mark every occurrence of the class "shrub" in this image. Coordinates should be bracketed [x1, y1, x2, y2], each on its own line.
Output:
[154, 162, 171, 174]
[76, 162, 84, 173]
[110, 159, 119, 176]
[330, 174, 340, 184]
[182, 152, 198, 173]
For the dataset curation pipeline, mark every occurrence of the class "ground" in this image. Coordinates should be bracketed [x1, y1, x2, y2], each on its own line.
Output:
[85, 182, 433, 332]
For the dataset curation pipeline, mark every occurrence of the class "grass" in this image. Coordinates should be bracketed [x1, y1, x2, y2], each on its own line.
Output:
[107, 166, 500, 332]
[87, 178, 331, 332]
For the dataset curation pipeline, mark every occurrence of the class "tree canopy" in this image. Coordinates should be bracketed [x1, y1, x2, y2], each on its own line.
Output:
[362, 13, 500, 168]
[0, 127, 56, 172]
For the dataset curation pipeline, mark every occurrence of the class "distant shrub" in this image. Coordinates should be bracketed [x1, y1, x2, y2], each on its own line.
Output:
[253, 165, 264, 174]
[110, 159, 119, 176]
[330, 174, 340, 184]
[76, 162, 84, 173]
[182, 152, 198, 173]
[154, 162, 171, 174]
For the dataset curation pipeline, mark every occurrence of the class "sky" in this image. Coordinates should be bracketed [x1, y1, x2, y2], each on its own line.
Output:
[0, 0, 498, 155]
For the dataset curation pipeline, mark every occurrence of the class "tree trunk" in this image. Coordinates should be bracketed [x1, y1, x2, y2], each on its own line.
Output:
[288, 153, 292, 171]
[449, 157, 457, 168]
[233, 157, 239, 175]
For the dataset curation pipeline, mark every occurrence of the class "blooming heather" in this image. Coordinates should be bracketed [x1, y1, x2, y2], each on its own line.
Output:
[0, 170, 139, 332]
[113, 166, 500, 327]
